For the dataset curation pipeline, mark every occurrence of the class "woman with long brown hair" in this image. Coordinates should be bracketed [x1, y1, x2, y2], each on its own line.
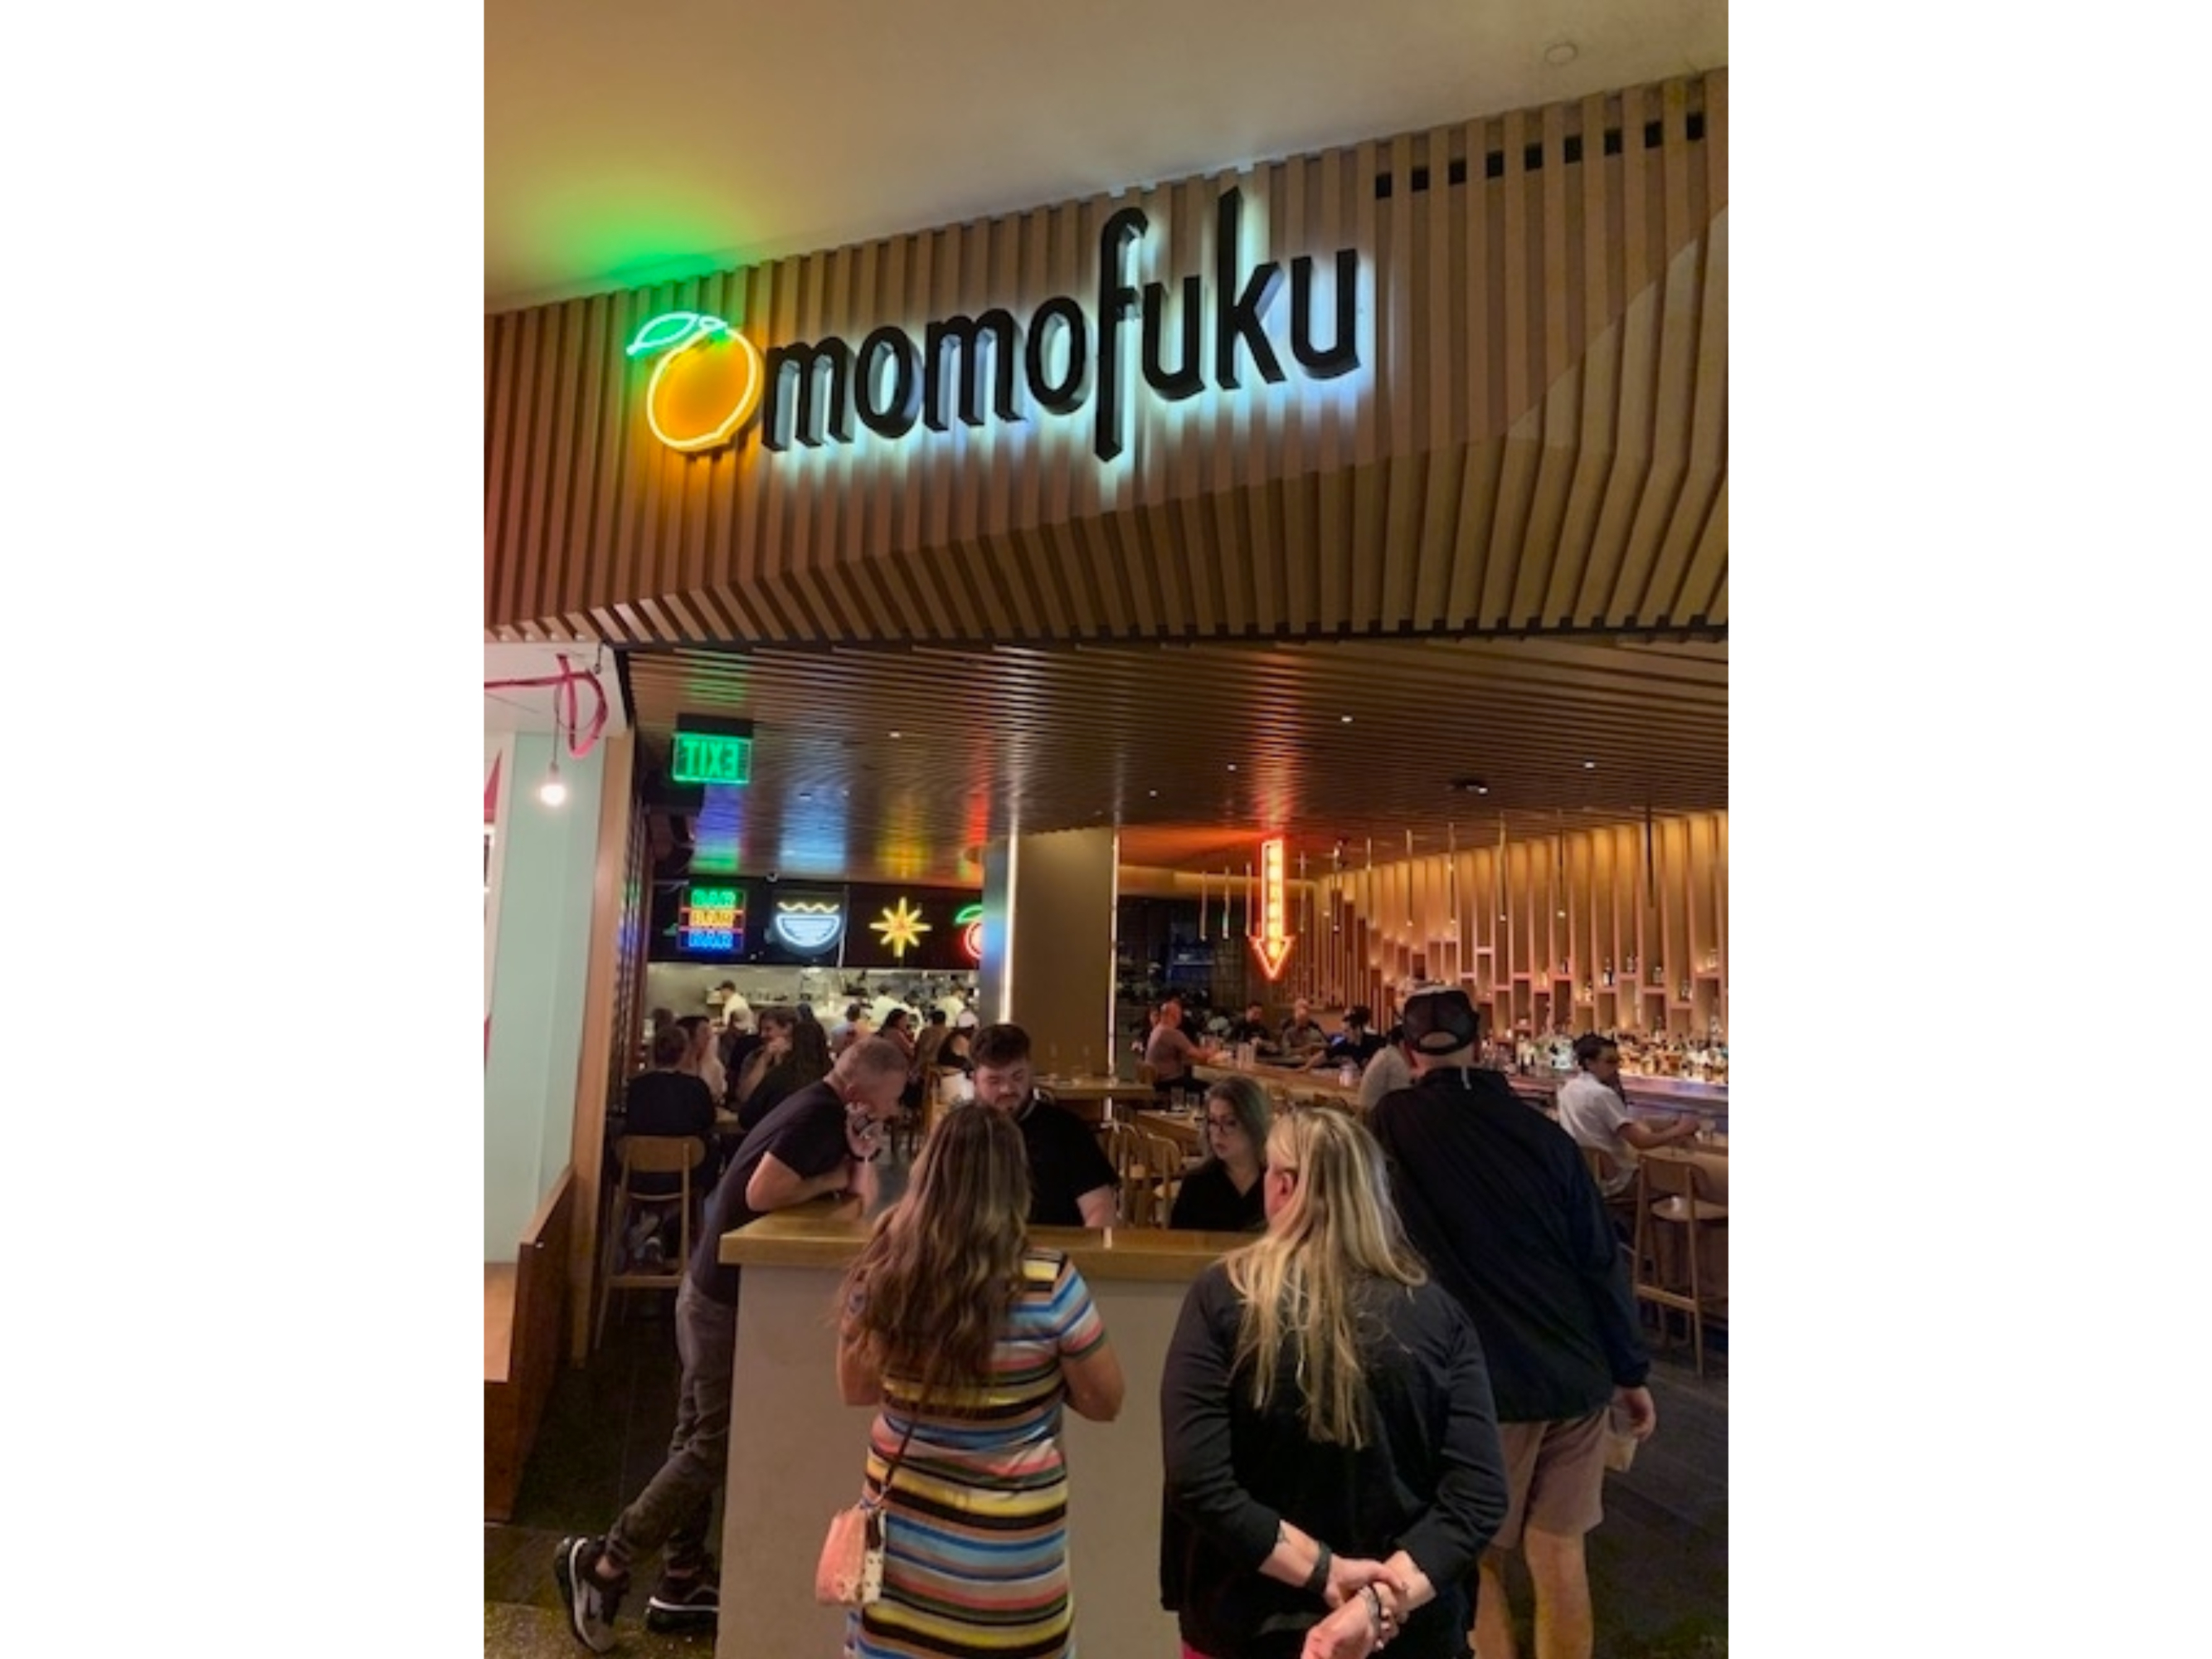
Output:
[739, 1008, 830, 1131]
[835, 1105, 1125, 1658]
[1161, 1107, 1508, 1659]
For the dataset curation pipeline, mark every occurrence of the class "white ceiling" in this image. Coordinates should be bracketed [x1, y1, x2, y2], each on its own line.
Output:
[486, 0, 1727, 313]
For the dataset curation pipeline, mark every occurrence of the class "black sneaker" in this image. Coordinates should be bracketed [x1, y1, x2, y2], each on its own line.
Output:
[644, 1569, 719, 1632]
[554, 1535, 625, 1652]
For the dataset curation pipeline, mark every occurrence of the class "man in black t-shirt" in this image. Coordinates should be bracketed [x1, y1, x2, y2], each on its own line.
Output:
[1369, 988, 1655, 1659]
[971, 1021, 1119, 1228]
[555, 1037, 910, 1651]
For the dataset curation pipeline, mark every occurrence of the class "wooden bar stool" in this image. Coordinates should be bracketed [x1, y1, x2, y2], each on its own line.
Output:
[596, 1134, 707, 1348]
[1631, 1153, 1727, 1377]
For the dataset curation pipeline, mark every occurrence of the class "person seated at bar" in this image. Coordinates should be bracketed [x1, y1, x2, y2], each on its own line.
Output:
[676, 1014, 726, 1106]
[738, 1010, 831, 1131]
[972, 1022, 1119, 1228]
[1356, 1023, 1416, 1113]
[1279, 996, 1329, 1061]
[615, 1023, 719, 1267]
[731, 1007, 794, 1117]
[1555, 1033, 1700, 1197]
[1159, 1106, 1508, 1659]
[1306, 1005, 1386, 1073]
[1147, 994, 1221, 1098]
[1226, 1001, 1281, 1055]
[1169, 1075, 1272, 1233]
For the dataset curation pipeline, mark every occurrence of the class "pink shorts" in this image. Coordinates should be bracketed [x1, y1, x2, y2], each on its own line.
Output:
[1492, 1411, 1610, 1550]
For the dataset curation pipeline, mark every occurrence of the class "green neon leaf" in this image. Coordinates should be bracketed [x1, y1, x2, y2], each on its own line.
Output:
[627, 311, 728, 358]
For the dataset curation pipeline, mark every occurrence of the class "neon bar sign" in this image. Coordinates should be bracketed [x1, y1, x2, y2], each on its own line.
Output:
[627, 186, 1364, 464]
[682, 886, 744, 953]
[1249, 836, 1295, 981]
[671, 731, 751, 786]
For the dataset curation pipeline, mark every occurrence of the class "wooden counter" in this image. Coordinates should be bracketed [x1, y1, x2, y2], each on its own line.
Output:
[715, 1202, 1243, 1659]
[721, 1202, 1250, 1281]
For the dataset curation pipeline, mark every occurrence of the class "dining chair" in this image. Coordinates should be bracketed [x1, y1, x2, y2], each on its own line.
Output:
[1098, 1120, 1159, 1225]
[596, 1134, 707, 1349]
[1631, 1153, 1727, 1377]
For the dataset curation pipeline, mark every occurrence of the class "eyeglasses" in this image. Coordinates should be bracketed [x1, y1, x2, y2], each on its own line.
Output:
[1203, 1116, 1243, 1131]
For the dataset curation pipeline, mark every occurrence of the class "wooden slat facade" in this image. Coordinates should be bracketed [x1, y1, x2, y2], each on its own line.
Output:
[1296, 810, 1728, 1039]
[486, 74, 1726, 649]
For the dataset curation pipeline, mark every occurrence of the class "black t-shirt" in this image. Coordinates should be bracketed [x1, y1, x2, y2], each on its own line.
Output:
[1368, 1067, 1649, 1422]
[688, 1080, 853, 1303]
[1226, 1017, 1272, 1046]
[618, 1069, 717, 1197]
[1016, 1094, 1118, 1228]
[1159, 1263, 1507, 1658]
[1167, 1161, 1266, 1233]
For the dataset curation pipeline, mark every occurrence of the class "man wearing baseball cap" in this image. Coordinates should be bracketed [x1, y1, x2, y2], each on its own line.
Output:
[1368, 986, 1655, 1659]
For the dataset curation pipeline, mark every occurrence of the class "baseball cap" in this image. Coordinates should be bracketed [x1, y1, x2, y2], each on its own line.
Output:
[1402, 986, 1480, 1054]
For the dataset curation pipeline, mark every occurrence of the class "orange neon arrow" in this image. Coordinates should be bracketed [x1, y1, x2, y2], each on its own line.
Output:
[1249, 834, 1296, 981]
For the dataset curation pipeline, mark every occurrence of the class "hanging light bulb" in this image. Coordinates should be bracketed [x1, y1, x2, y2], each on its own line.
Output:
[538, 684, 570, 807]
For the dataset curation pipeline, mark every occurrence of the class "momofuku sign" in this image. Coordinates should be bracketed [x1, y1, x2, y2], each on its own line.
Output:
[627, 187, 1365, 464]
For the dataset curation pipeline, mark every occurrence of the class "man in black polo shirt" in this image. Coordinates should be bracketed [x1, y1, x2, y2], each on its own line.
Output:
[1369, 988, 1656, 1659]
[971, 1021, 1119, 1228]
[554, 1037, 910, 1652]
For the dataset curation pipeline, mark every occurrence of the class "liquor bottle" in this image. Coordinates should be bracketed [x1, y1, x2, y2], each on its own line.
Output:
[1624, 952, 1637, 977]
[1601, 957, 1614, 989]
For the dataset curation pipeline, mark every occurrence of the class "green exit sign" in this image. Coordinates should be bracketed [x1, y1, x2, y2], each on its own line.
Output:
[671, 731, 751, 786]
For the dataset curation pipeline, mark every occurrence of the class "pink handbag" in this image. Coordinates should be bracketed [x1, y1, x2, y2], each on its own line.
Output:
[814, 1414, 917, 1609]
[814, 1502, 886, 1607]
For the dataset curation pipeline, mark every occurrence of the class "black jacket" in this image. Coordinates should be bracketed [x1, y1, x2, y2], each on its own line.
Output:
[1369, 1067, 1649, 1423]
[1160, 1262, 1507, 1658]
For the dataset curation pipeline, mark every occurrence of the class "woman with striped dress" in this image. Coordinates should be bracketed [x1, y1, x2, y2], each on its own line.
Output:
[836, 1104, 1125, 1658]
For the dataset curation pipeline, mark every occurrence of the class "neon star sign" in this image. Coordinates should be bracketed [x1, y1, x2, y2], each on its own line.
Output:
[1249, 836, 1295, 980]
[869, 896, 932, 961]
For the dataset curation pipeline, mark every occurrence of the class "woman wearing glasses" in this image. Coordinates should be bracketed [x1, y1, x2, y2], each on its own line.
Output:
[1161, 1107, 1507, 1659]
[1169, 1074, 1274, 1233]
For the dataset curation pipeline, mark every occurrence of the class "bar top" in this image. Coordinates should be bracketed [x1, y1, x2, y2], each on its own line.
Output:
[719, 1201, 1249, 1283]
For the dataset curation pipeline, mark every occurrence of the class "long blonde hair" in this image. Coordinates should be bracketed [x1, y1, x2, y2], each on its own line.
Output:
[1223, 1107, 1426, 1447]
[839, 1106, 1033, 1401]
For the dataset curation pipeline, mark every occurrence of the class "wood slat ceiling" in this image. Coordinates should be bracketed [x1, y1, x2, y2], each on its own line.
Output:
[623, 634, 1724, 885]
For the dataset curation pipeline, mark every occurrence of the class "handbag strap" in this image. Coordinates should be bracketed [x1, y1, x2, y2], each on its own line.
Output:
[867, 1402, 921, 1509]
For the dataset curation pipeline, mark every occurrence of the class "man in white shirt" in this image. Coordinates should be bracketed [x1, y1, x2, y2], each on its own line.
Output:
[1555, 1034, 1699, 1195]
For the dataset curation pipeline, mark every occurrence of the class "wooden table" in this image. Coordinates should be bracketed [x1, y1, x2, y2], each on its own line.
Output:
[1193, 1063, 1367, 1113]
[1034, 1076, 1132, 1126]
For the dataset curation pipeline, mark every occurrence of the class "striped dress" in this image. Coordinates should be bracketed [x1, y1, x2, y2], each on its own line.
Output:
[848, 1248, 1107, 1659]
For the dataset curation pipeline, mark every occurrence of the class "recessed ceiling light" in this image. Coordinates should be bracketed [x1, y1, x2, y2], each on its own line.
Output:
[1582, 760, 1597, 769]
[889, 730, 902, 739]
[1341, 714, 1354, 723]
[1227, 763, 1237, 772]
[1148, 788, 1158, 797]
[1544, 40, 1578, 66]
